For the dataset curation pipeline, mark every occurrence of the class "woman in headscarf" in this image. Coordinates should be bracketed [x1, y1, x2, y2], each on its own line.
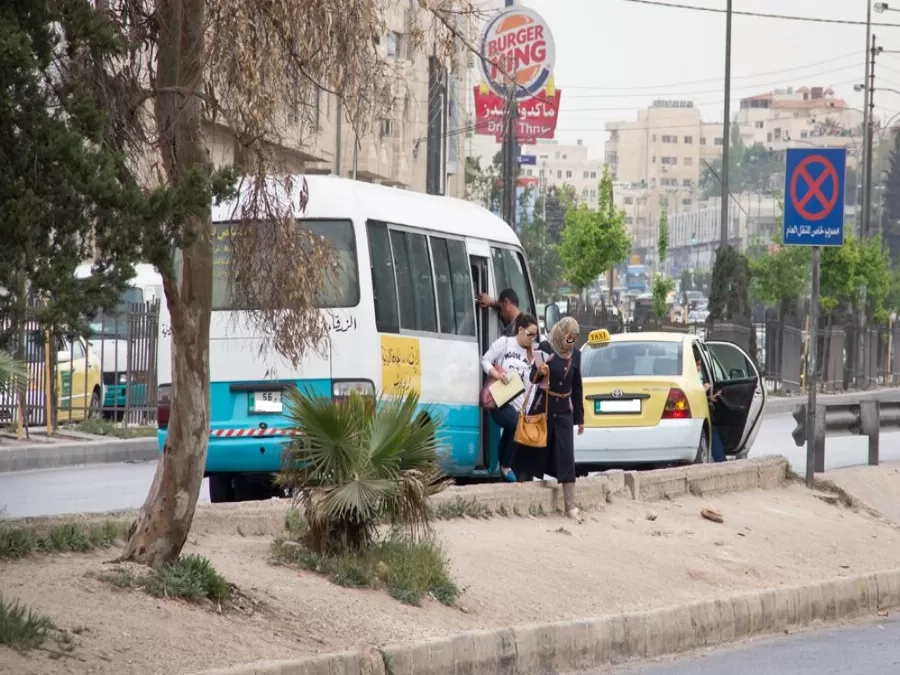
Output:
[511, 317, 585, 522]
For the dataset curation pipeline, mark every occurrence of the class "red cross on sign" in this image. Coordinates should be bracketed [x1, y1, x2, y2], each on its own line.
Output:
[789, 154, 840, 222]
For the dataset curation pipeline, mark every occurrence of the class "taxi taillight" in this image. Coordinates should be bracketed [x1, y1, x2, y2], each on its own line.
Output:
[661, 388, 691, 420]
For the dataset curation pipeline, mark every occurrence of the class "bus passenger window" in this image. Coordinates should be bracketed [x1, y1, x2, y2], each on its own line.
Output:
[491, 247, 535, 318]
[429, 237, 476, 338]
[391, 230, 437, 333]
[366, 221, 400, 333]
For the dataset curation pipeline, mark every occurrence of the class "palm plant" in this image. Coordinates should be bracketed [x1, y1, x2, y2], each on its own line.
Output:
[277, 387, 450, 554]
[0, 351, 28, 397]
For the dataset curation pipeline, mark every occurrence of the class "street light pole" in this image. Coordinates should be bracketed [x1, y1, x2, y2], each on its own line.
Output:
[719, 0, 733, 249]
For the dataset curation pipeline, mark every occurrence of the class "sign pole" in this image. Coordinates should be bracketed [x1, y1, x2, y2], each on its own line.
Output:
[806, 245, 820, 489]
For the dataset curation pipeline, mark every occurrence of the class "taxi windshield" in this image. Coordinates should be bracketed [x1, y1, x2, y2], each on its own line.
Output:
[582, 341, 683, 377]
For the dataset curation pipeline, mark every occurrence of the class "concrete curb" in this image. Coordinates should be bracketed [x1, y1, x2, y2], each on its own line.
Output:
[764, 388, 900, 417]
[189, 568, 900, 675]
[0, 437, 158, 473]
[431, 458, 788, 513]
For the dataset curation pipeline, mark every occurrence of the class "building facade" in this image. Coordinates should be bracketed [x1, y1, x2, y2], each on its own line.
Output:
[203, 4, 469, 197]
[736, 86, 864, 166]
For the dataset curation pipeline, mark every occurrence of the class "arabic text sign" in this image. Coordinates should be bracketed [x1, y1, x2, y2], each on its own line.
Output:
[473, 87, 561, 144]
[381, 335, 421, 396]
[783, 148, 846, 247]
[480, 7, 555, 99]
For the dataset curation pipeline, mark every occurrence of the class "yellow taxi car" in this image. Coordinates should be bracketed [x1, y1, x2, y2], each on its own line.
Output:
[575, 329, 765, 468]
[0, 333, 103, 423]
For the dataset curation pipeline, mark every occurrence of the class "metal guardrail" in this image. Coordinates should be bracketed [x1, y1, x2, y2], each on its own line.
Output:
[791, 399, 900, 474]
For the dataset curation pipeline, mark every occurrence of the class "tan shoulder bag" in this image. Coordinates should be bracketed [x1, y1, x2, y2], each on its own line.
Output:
[514, 367, 550, 449]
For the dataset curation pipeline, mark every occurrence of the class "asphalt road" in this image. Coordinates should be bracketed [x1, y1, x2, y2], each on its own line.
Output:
[596, 615, 900, 675]
[1, 412, 897, 519]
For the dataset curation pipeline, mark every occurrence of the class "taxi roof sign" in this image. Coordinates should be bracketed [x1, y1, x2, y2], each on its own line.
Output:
[587, 329, 611, 345]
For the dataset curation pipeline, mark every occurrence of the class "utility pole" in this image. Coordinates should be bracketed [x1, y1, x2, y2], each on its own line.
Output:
[501, 83, 518, 228]
[719, 0, 733, 249]
[863, 33, 878, 237]
[860, 1, 874, 236]
[499, 0, 518, 229]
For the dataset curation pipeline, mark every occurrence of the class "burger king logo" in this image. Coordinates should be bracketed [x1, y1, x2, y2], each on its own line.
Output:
[479, 7, 555, 100]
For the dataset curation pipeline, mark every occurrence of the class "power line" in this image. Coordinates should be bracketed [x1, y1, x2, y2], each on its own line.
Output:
[613, 0, 900, 28]
[559, 51, 862, 92]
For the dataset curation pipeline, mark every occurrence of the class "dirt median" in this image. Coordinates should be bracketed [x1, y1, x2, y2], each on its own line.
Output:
[3, 483, 898, 675]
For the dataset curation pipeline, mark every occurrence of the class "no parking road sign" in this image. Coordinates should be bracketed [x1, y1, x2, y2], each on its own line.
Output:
[783, 147, 846, 247]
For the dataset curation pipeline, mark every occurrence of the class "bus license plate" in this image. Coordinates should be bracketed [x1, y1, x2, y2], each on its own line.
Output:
[250, 391, 282, 414]
[596, 399, 641, 414]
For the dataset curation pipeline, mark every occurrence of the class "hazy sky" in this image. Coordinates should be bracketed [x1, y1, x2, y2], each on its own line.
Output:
[507, 0, 900, 159]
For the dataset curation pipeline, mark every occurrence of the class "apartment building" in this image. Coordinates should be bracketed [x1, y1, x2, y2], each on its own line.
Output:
[517, 139, 606, 203]
[202, 3, 468, 197]
[604, 100, 724, 191]
[736, 86, 864, 165]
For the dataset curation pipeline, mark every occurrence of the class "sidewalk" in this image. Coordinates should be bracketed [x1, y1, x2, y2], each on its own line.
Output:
[0, 429, 158, 473]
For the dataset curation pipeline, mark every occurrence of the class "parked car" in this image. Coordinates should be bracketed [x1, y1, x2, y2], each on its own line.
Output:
[573, 329, 765, 471]
[0, 333, 102, 424]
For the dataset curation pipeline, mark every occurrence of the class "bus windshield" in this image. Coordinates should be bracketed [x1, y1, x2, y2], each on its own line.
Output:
[89, 287, 144, 338]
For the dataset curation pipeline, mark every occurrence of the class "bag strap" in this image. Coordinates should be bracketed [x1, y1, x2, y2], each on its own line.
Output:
[520, 359, 552, 419]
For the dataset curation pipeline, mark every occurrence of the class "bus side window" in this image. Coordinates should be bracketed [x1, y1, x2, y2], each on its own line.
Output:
[366, 221, 400, 333]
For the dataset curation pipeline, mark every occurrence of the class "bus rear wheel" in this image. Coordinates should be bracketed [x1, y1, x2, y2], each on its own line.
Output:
[208, 474, 235, 503]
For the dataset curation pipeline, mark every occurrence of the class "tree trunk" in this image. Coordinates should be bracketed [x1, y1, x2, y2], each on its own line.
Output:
[120, 0, 212, 569]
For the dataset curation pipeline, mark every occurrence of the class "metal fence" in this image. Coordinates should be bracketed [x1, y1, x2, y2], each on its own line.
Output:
[562, 299, 899, 394]
[0, 300, 161, 429]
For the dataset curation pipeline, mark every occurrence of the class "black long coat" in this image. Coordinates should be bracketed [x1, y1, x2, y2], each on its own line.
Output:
[511, 341, 584, 483]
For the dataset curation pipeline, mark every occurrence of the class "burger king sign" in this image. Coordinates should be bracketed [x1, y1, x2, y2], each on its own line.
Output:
[479, 7, 555, 100]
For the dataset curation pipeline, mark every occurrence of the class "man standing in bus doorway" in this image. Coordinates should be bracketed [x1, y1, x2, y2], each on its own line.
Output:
[478, 288, 523, 337]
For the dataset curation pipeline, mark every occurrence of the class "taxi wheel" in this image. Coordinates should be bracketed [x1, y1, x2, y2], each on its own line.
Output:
[88, 390, 102, 419]
[692, 433, 711, 464]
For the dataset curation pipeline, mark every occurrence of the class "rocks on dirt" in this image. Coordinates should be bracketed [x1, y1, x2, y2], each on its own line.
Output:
[701, 507, 724, 524]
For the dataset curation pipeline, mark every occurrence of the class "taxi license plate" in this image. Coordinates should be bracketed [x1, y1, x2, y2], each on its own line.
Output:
[249, 390, 282, 414]
[595, 399, 641, 414]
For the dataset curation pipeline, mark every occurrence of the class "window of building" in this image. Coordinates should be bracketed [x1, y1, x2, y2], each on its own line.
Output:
[801, 131, 808, 139]
[390, 229, 437, 333]
[557, 170, 562, 178]
[684, 136, 693, 144]
[430, 237, 475, 337]
[625, 216, 634, 225]
[684, 157, 693, 166]
[714, 137, 724, 145]
[637, 217, 646, 225]
[590, 171, 597, 179]
[566, 170, 572, 178]
[767, 132, 772, 142]
[682, 198, 692, 206]
[583, 188, 589, 198]
[555, 152, 560, 159]
[562, 154, 567, 160]
[652, 135, 657, 142]
[662, 135, 678, 143]
[386, 31, 399, 58]
[683, 179, 692, 187]
[652, 156, 656, 163]
[755, 121, 764, 129]
[525, 169, 532, 176]
[661, 156, 678, 165]
[591, 189, 597, 200]
[539, 169, 545, 177]
[700, 137, 707, 145]
[624, 196, 634, 205]
[583, 171, 589, 179]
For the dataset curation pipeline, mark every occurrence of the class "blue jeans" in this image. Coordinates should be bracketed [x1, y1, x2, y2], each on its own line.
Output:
[711, 426, 726, 463]
[490, 404, 519, 469]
